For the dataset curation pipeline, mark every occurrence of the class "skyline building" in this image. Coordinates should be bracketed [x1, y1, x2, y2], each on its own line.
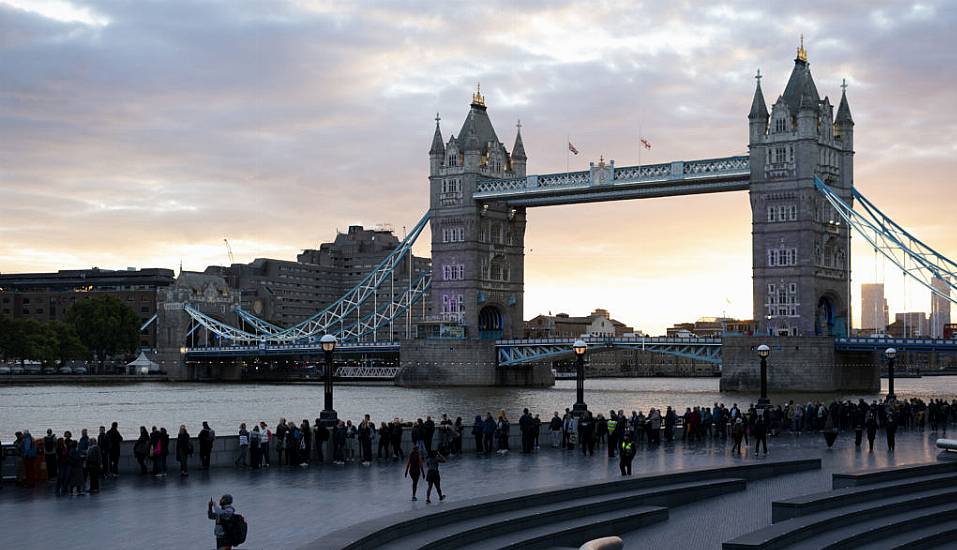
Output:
[931, 276, 952, 338]
[861, 283, 889, 334]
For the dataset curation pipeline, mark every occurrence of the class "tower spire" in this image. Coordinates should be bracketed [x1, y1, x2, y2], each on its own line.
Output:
[429, 112, 445, 155]
[749, 68, 769, 120]
[796, 34, 808, 63]
[471, 82, 485, 108]
[512, 118, 526, 161]
[835, 78, 854, 125]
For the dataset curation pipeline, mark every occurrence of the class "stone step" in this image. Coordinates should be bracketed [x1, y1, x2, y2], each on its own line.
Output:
[832, 460, 957, 489]
[399, 478, 745, 550]
[316, 458, 819, 550]
[855, 516, 957, 550]
[455, 506, 669, 550]
[772, 472, 957, 522]
[783, 501, 957, 550]
[722, 486, 957, 549]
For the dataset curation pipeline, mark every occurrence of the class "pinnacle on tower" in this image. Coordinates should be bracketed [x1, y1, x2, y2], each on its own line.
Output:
[835, 79, 854, 125]
[749, 69, 769, 120]
[429, 112, 445, 155]
[512, 119, 527, 161]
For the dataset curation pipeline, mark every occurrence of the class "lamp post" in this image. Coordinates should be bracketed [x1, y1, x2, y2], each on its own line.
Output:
[319, 334, 338, 427]
[757, 344, 770, 408]
[572, 339, 588, 417]
[885, 347, 897, 401]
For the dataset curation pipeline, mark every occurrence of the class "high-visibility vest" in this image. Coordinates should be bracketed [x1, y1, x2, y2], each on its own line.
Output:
[607, 420, 618, 433]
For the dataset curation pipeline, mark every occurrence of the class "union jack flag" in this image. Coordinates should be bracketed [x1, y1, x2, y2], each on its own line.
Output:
[640, 138, 652, 150]
[568, 142, 579, 155]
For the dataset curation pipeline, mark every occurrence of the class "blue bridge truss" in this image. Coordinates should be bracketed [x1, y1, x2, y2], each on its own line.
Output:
[495, 337, 724, 367]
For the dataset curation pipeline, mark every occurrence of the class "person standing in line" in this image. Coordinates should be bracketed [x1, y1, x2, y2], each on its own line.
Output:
[482, 414, 495, 455]
[437, 414, 452, 455]
[275, 418, 287, 467]
[199, 422, 215, 471]
[533, 414, 542, 449]
[423, 416, 436, 453]
[344, 420, 357, 462]
[235, 423, 249, 468]
[753, 415, 768, 455]
[97, 426, 110, 481]
[333, 420, 347, 465]
[853, 407, 864, 448]
[377, 422, 391, 459]
[886, 411, 897, 452]
[404, 446, 423, 501]
[259, 422, 271, 468]
[391, 418, 404, 460]
[865, 409, 878, 452]
[606, 412, 619, 458]
[596, 414, 608, 449]
[107, 422, 123, 477]
[159, 427, 170, 476]
[358, 416, 374, 465]
[619, 433, 636, 476]
[580, 411, 596, 456]
[299, 419, 312, 466]
[134, 427, 149, 475]
[496, 412, 510, 454]
[549, 412, 563, 448]
[424, 450, 446, 504]
[564, 413, 578, 451]
[43, 429, 58, 481]
[86, 438, 102, 493]
[68, 439, 85, 495]
[452, 417, 464, 455]
[411, 419, 424, 456]
[731, 418, 744, 454]
[519, 408, 534, 454]
[314, 419, 328, 464]
[249, 425, 261, 469]
[149, 426, 162, 476]
[77, 429, 89, 488]
[177, 425, 192, 476]
[56, 437, 71, 496]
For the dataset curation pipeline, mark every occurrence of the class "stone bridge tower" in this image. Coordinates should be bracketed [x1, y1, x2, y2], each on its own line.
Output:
[748, 40, 854, 338]
[426, 86, 527, 340]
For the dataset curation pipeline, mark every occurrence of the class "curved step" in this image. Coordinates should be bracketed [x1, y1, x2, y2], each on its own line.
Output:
[400, 478, 745, 550]
[832, 460, 957, 489]
[784, 501, 957, 550]
[723, 486, 957, 549]
[456, 506, 668, 550]
[855, 516, 957, 549]
[773, 472, 957, 522]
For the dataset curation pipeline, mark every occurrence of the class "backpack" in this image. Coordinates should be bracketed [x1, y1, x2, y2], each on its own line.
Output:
[222, 513, 248, 546]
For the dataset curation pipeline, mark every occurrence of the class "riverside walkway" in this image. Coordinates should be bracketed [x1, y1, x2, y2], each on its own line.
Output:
[0, 430, 945, 549]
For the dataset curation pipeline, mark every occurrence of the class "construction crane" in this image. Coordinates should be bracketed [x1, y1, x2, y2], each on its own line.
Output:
[223, 238, 235, 264]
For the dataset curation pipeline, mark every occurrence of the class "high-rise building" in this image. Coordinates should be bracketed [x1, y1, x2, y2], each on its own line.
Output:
[861, 283, 889, 334]
[888, 311, 929, 338]
[931, 277, 952, 338]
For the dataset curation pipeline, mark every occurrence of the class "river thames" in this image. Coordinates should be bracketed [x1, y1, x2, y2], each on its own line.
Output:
[4, 376, 957, 437]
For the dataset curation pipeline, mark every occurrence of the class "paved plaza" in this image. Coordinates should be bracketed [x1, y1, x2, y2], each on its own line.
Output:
[0, 429, 946, 549]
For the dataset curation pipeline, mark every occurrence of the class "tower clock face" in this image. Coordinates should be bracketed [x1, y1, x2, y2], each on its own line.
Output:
[253, 299, 264, 315]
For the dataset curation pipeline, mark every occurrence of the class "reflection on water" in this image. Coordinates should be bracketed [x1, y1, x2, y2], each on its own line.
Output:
[2, 377, 956, 437]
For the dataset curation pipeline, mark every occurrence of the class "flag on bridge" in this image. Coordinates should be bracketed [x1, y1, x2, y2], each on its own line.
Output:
[640, 138, 652, 150]
[568, 141, 579, 155]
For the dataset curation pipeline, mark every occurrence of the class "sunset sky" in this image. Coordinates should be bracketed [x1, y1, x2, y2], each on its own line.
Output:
[2, 1, 954, 335]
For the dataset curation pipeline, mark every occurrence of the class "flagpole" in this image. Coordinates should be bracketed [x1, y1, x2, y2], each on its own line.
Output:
[566, 134, 570, 180]
[637, 125, 642, 170]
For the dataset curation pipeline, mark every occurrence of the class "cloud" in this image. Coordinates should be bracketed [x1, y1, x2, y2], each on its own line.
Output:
[1, 0, 955, 334]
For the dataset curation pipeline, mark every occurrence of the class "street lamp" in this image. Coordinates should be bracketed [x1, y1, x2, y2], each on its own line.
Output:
[757, 344, 770, 408]
[885, 347, 897, 401]
[319, 334, 338, 427]
[572, 339, 588, 417]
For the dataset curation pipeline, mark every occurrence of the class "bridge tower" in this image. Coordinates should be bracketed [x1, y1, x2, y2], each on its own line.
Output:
[426, 86, 527, 340]
[748, 40, 854, 338]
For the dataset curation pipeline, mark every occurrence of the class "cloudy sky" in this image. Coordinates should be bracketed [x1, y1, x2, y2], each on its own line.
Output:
[1, 0, 955, 334]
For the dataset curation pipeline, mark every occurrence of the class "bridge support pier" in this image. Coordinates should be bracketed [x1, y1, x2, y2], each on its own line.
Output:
[720, 336, 878, 394]
[396, 340, 554, 387]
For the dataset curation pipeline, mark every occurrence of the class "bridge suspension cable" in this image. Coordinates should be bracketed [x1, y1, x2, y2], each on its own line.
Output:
[183, 211, 432, 344]
[815, 177, 957, 306]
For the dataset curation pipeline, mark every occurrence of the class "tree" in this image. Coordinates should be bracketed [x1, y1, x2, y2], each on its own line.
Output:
[48, 320, 89, 366]
[68, 295, 140, 369]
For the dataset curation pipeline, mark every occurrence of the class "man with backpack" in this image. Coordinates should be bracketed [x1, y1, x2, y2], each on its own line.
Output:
[208, 494, 247, 549]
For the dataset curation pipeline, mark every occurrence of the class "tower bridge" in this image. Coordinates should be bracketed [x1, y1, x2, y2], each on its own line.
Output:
[160, 42, 957, 390]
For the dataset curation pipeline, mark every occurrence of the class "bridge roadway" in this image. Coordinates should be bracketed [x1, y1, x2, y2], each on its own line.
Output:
[473, 155, 750, 207]
[186, 336, 957, 371]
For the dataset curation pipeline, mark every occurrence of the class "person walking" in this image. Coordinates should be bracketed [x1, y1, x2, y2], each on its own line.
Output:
[134, 426, 150, 475]
[107, 422, 123, 477]
[86, 438, 102, 494]
[404, 446, 423, 501]
[208, 494, 245, 550]
[865, 410, 878, 452]
[199, 422, 215, 471]
[235, 423, 249, 468]
[619, 433, 636, 476]
[549, 412, 562, 448]
[425, 450, 446, 504]
[177, 425, 192, 476]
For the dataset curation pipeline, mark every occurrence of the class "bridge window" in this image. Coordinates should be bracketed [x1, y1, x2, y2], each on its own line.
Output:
[774, 118, 787, 133]
[767, 247, 797, 267]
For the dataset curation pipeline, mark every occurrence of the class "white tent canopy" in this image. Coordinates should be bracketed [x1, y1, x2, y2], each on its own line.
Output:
[126, 351, 160, 373]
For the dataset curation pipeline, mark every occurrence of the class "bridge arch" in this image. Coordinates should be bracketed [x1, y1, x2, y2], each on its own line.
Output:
[479, 304, 505, 340]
